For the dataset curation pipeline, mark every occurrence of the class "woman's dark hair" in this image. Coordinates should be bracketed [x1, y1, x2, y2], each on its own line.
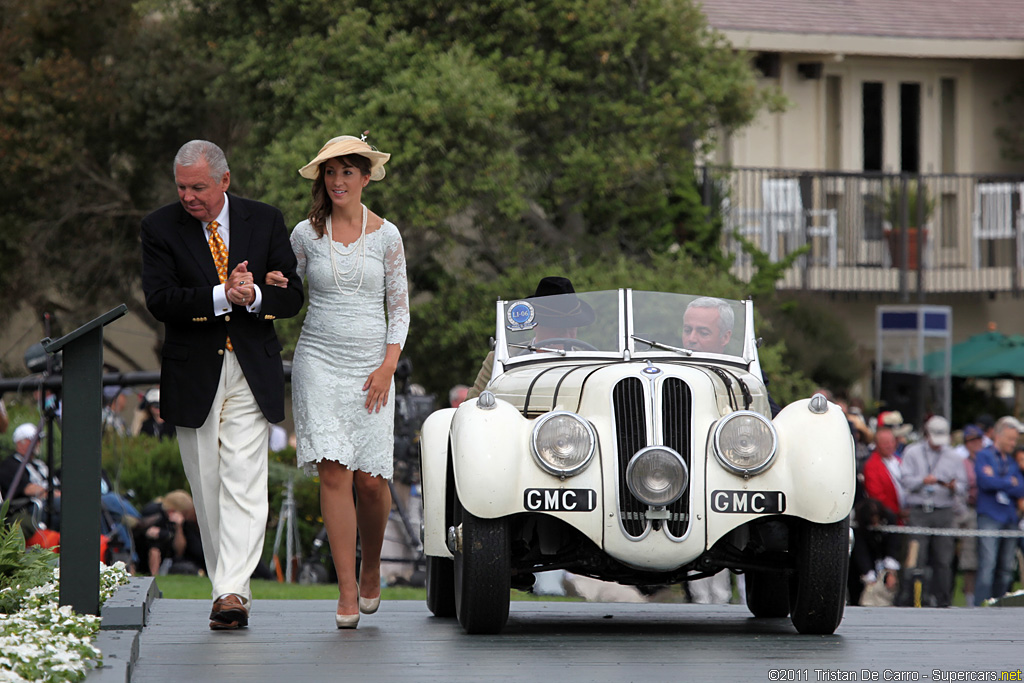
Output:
[308, 154, 373, 238]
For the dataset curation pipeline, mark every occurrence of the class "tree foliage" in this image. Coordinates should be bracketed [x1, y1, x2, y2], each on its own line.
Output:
[169, 0, 778, 278]
[0, 0, 856, 397]
[0, 0, 216, 351]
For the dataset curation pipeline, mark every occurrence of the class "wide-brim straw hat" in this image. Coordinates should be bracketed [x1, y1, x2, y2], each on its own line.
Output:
[298, 135, 390, 182]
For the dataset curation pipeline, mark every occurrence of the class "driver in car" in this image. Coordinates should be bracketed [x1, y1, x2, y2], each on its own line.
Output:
[466, 276, 593, 399]
[682, 296, 781, 417]
[682, 297, 734, 354]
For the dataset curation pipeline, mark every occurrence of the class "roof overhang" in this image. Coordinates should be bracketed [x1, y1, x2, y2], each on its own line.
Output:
[721, 29, 1024, 60]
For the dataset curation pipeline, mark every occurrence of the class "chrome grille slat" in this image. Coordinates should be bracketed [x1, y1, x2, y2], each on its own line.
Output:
[661, 378, 693, 537]
[612, 377, 648, 536]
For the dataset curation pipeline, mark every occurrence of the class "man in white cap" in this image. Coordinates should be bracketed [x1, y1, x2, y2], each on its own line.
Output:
[0, 423, 61, 528]
[898, 415, 966, 606]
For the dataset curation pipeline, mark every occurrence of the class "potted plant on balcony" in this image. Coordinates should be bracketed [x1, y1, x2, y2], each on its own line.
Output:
[884, 179, 934, 270]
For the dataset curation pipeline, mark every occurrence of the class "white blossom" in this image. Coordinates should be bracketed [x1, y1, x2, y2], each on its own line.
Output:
[0, 563, 129, 681]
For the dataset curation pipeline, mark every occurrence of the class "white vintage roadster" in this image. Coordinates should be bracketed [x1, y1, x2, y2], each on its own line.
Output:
[420, 289, 854, 634]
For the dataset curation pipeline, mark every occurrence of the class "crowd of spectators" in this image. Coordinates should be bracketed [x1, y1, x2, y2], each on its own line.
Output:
[838, 393, 1024, 608]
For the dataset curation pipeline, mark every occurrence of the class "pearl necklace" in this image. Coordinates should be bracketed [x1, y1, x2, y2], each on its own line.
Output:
[325, 204, 367, 296]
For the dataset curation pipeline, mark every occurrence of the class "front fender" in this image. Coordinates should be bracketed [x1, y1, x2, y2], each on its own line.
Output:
[420, 407, 456, 558]
[772, 398, 856, 524]
[450, 398, 529, 519]
[705, 398, 855, 547]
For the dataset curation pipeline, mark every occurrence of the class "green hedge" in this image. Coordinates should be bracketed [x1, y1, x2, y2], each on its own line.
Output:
[101, 433, 190, 507]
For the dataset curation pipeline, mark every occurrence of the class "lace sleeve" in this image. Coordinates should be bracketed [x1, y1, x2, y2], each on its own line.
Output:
[290, 223, 307, 283]
[383, 223, 410, 348]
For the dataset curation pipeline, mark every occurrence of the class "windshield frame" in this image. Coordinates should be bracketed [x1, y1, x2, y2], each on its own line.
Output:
[492, 289, 759, 370]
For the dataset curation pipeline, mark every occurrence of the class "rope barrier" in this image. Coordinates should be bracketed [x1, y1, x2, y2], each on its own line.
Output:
[866, 523, 1024, 538]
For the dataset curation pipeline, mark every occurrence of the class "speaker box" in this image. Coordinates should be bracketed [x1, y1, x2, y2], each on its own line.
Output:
[879, 371, 928, 430]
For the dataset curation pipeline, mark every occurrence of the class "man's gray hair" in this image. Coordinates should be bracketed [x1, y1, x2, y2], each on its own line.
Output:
[994, 415, 1023, 436]
[174, 140, 230, 179]
[686, 296, 735, 334]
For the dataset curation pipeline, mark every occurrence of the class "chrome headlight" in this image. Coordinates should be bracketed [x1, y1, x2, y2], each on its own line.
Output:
[531, 411, 597, 477]
[625, 447, 689, 506]
[713, 410, 778, 475]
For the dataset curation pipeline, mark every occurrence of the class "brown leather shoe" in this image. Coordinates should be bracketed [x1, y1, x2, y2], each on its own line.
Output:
[209, 593, 249, 629]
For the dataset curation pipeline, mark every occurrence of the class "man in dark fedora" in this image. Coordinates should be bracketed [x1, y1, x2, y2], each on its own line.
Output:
[467, 276, 593, 399]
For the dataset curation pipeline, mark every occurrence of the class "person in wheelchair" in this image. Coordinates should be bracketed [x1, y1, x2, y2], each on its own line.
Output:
[0, 423, 60, 532]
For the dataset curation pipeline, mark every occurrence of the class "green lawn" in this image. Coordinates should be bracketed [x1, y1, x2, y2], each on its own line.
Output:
[152, 574, 579, 601]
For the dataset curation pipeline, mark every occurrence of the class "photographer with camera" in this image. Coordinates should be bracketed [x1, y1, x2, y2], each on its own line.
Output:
[898, 416, 966, 607]
[133, 490, 205, 577]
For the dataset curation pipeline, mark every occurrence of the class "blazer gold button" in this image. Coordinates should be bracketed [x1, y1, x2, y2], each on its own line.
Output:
[225, 315, 231, 322]
[218, 349, 224, 356]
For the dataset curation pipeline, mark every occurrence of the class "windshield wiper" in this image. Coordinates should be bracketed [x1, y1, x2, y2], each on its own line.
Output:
[631, 335, 693, 356]
[508, 342, 567, 356]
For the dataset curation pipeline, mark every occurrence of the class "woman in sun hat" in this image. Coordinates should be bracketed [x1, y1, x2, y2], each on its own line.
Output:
[267, 133, 409, 629]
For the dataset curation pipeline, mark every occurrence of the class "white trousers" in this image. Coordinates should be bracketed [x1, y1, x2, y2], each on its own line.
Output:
[176, 351, 270, 603]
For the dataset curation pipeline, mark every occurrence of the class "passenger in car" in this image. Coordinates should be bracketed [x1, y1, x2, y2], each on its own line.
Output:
[466, 276, 593, 399]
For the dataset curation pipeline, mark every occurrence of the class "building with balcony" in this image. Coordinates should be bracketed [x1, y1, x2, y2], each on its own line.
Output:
[700, 0, 1024, 399]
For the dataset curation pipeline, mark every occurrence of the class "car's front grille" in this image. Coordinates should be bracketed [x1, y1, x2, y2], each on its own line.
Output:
[612, 377, 648, 537]
[611, 375, 693, 538]
[661, 378, 693, 537]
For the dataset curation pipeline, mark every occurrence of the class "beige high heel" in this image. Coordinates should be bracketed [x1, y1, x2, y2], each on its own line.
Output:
[335, 613, 359, 629]
[358, 596, 380, 614]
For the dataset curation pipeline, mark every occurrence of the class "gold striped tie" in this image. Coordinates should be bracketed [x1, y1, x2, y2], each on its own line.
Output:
[207, 221, 232, 351]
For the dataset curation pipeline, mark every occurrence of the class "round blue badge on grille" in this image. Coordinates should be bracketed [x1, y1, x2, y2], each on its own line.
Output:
[506, 301, 536, 330]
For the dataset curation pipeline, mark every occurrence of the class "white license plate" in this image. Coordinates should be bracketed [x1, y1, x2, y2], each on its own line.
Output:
[523, 488, 597, 512]
[711, 490, 786, 514]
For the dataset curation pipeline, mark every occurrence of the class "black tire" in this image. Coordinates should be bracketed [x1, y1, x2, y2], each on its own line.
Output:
[425, 555, 456, 617]
[453, 496, 510, 634]
[789, 517, 850, 635]
[745, 569, 790, 618]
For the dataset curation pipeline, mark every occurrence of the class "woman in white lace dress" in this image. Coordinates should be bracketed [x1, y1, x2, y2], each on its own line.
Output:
[270, 135, 409, 628]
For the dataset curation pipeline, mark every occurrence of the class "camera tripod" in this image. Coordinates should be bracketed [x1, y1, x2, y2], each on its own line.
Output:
[294, 477, 425, 586]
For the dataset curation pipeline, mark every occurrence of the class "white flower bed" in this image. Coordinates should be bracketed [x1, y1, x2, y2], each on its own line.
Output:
[0, 563, 130, 682]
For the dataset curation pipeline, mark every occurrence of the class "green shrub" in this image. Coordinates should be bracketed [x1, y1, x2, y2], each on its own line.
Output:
[0, 501, 60, 614]
[101, 434, 189, 507]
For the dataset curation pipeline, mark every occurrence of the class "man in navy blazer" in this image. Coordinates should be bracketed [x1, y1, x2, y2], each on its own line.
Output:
[141, 140, 303, 629]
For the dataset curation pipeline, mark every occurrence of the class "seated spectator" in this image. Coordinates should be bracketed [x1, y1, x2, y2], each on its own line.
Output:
[99, 470, 141, 568]
[133, 490, 205, 577]
[850, 497, 902, 606]
[102, 386, 135, 436]
[0, 423, 61, 531]
[136, 388, 175, 440]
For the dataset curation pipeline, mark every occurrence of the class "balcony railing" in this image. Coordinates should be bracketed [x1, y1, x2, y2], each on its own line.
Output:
[699, 166, 1024, 299]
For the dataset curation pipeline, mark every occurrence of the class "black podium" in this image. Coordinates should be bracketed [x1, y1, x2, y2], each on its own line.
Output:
[41, 304, 127, 616]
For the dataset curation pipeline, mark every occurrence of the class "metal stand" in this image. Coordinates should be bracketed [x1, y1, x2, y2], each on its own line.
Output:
[271, 478, 301, 582]
[41, 304, 127, 616]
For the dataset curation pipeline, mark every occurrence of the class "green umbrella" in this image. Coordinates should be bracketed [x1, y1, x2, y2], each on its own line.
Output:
[951, 334, 1024, 378]
[922, 331, 1010, 377]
